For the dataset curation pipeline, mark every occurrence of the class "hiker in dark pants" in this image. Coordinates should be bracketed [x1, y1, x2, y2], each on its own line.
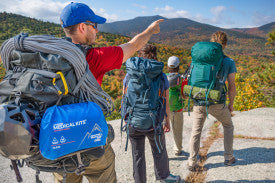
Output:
[123, 44, 181, 183]
[188, 31, 237, 171]
[57, 2, 164, 183]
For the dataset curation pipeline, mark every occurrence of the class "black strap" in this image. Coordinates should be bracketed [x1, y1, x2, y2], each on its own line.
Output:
[35, 170, 42, 183]
[10, 160, 23, 183]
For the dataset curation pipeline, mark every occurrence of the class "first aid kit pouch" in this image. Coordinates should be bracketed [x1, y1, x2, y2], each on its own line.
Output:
[39, 102, 108, 160]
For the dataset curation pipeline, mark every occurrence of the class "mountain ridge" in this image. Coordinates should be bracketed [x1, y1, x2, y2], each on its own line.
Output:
[99, 15, 273, 39]
[98, 15, 274, 55]
[0, 12, 274, 56]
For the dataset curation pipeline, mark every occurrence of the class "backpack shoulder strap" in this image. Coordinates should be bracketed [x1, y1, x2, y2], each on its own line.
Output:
[123, 74, 130, 95]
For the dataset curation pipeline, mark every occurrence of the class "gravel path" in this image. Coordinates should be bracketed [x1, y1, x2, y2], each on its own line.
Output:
[0, 108, 274, 183]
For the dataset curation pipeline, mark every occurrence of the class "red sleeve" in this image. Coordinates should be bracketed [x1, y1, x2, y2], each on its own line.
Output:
[86, 46, 123, 85]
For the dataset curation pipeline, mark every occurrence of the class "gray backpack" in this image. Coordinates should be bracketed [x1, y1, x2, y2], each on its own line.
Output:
[0, 33, 114, 182]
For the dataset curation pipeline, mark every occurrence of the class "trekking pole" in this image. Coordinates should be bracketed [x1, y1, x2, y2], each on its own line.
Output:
[10, 160, 23, 182]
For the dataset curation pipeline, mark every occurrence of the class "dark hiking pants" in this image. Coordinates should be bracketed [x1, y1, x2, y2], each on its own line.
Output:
[129, 126, 170, 183]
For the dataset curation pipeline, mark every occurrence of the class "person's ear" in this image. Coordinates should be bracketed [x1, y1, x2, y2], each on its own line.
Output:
[78, 23, 86, 34]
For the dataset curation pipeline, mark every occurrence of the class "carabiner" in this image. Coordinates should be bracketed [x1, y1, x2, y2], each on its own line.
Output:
[52, 72, 68, 95]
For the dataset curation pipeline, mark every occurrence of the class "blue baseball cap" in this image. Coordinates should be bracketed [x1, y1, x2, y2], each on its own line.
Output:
[60, 2, 106, 28]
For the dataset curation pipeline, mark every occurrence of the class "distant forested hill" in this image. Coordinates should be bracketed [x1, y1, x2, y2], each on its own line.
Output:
[1, 12, 274, 56]
[0, 12, 64, 44]
[98, 15, 274, 56]
[0, 12, 190, 68]
[231, 22, 275, 38]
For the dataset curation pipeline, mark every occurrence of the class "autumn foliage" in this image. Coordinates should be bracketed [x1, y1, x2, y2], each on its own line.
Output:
[0, 30, 274, 120]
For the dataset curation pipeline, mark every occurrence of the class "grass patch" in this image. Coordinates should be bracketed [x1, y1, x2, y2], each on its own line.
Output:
[234, 134, 275, 141]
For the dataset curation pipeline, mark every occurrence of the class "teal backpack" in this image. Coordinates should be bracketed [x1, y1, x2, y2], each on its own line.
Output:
[184, 42, 226, 115]
[121, 57, 166, 153]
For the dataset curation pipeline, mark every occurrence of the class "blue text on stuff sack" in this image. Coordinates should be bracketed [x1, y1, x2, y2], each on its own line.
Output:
[39, 102, 108, 160]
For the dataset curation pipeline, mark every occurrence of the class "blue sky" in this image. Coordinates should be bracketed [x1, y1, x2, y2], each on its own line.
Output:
[0, 0, 274, 28]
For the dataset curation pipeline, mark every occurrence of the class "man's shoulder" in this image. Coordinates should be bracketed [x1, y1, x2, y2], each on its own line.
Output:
[222, 56, 237, 74]
[89, 46, 122, 51]
[223, 56, 235, 63]
[223, 56, 236, 67]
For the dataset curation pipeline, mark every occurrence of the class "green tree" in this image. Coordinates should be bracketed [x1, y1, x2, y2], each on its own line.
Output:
[266, 28, 275, 55]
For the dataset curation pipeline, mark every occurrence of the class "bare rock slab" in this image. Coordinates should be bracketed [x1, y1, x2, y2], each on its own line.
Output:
[231, 108, 275, 138]
[205, 138, 275, 182]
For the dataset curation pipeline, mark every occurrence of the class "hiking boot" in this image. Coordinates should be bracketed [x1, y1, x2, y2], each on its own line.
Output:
[224, 157, 236, 166]
[175, 150, 182, 156]
[187, 163, 200, 172]
[160, 174, 181, 183]
[175, 150, 189, 157]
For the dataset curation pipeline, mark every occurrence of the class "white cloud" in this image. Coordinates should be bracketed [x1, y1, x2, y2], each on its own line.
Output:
[0, 0, 68, 23]
[97, 8, 118, 23]
[209, 6, 226, 24]
[0, 0, 119, 23]
[154, 5, 239, 28]
[154, 5, 228, 25]
[252, 12, 275, 26]
[192, 5, 235, 27]
[133, 3, 147, 9]
[155, 5, 189, 18]
[211, 6, 226, 17]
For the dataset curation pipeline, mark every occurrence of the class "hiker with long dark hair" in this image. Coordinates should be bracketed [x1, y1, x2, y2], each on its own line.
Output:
[57, 2, 164, 183]
[122, 44, 181, 183]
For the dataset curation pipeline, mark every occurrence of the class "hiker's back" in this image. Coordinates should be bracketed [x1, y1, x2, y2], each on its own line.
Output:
[122, 57, 166, 130]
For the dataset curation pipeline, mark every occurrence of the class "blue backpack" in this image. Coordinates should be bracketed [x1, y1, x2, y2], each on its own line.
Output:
[121, 57, 166, 152]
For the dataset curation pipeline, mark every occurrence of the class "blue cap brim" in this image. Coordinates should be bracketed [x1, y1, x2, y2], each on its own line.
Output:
[90, 14, 106, 24]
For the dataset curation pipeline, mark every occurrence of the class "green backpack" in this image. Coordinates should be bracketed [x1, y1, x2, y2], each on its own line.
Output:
[167, 73, 184, 112]
[184, 42, 226, 114]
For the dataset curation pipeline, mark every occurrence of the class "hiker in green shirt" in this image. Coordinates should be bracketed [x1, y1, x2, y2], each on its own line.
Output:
[166, 56, 186, 156]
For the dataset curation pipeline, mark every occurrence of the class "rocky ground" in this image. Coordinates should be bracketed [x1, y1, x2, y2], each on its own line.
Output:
[0, 108, 274, 183]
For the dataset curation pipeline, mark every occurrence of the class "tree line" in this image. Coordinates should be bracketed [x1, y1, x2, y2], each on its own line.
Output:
[0, 12, 274, 120]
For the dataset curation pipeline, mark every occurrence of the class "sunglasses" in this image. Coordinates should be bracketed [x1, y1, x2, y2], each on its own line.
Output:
[83, 22, 98, 29]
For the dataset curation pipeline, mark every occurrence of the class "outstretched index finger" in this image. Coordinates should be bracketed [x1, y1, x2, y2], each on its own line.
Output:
[155, 19, 164, 24]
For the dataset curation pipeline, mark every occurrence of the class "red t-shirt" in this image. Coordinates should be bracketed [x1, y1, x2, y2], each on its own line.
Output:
[86, 46, 123, 85]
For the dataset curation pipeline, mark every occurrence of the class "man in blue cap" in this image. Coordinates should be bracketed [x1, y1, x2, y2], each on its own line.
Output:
[55, 2, 164, 183]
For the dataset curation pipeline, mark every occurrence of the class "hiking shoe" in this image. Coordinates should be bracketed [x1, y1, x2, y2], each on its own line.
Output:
[224, 157, 236, 166]
[175, 150, 189, 156]
[160, 174, 181, 183]
[175, 150, 182, 156]
[187, 164, 200, 172]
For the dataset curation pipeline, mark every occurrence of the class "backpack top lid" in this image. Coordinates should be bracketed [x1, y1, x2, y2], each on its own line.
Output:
[126, 57, 164, 79]
[191, 42, 223, 66]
